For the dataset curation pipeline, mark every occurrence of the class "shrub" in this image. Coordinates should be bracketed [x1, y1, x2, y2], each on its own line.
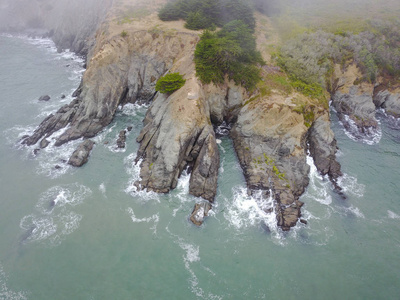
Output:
[276, 20, 400, 88]
[155, 73, 186, 94]
[120, 30, 128, 38]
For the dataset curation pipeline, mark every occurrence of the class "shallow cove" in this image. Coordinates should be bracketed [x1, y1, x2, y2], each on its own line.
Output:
[0, 34, 400, 299]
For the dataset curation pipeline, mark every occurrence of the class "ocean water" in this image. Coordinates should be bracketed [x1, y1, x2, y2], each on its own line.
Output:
[0, 34, 399, 300]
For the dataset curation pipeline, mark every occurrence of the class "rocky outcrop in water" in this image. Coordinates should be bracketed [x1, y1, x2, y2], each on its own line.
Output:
[68, 140, 95, 167]
[373, 85, 400, 118]
[190, 202, 212, 226]
[38, 95, 51, 101]
[16, 0, 348, 231]
[231, 98, 310, 231]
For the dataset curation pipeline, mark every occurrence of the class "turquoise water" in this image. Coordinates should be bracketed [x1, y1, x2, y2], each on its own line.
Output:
[0, 35, 400, 300]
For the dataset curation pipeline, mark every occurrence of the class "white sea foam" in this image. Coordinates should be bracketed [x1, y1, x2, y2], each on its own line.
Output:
[99, 183, 106, 196]
[126, 207, 159, 234]
[224, 187, 282, 242]
[340, 114, 382, 145]
[166, 226, 221, 300]
[388, 210, 400, 219]
[336, 205, 365, 219]
[20, 184, 91, 246]
[337, 173, 365, 198]
[124, 153, 160, 203]
[305, 155, 332, 205]
[0, 263, 28, 300]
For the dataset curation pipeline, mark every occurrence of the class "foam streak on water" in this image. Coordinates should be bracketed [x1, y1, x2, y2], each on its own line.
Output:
[19, 184, 91, 246]
[166, 226, 222, 300]
[126, 207, 159, 235]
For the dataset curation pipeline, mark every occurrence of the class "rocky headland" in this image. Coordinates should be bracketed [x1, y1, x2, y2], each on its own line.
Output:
[7, 0, 399, 231]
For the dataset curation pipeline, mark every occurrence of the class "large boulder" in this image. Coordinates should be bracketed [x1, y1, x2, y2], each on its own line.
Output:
[68, 140, 95, 167]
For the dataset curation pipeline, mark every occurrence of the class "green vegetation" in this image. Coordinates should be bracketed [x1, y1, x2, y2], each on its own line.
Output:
[275, 20, 400, 94]
[253, 153, 289, 184]
[194, 20, 264, 90]
[155, 73, 186, 94]
[158, 0, 255, 31]
[120, 30, 128, 38]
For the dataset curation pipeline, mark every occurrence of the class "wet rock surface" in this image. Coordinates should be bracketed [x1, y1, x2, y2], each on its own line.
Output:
[116, 130, 127, 148]
[190, 202, 212, 226]
[68, 140, 95, 167]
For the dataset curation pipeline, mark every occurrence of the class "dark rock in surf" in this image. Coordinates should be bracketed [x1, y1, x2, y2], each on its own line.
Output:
[61, 94, 66, 99]
[190, 202, 212, 226]
[68, 140, 95, 167]
[39, 138, 50, 149]
[300, 219, 308, 225]
[116, 130, 127, 148]
[38, 95, 51, 101]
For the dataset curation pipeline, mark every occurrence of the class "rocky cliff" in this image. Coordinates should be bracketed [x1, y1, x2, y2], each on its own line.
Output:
[16, 0, 346, 231]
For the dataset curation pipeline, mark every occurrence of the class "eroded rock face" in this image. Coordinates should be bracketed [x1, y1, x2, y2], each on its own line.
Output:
[22, 29, 199, 148]
[308, 113, 343, 192]
[135, 62, 220, 201]
[374, 88, 400, 118]
[332, 85, 378, 131]
[231, 99, 310, 231]
[68, 140, 95, 167]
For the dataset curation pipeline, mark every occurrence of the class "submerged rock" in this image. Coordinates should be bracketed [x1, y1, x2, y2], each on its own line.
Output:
[68, 140, 95, 167]
[190, 202, 212, 226]
[38, 95, 51, 101]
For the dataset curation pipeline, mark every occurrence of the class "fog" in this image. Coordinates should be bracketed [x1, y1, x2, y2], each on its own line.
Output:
[0, 0, 112, 32]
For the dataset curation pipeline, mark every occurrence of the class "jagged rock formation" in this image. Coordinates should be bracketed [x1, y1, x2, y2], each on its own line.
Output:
[331, 64, 400, 137]
[331, 65, 378, 137]
[231, 97, 310, 230]
[15, 1, 346, 230]
[134, 58, 220, 201]
[308, 114, 343, 192]
[373, 84, 400, 118]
